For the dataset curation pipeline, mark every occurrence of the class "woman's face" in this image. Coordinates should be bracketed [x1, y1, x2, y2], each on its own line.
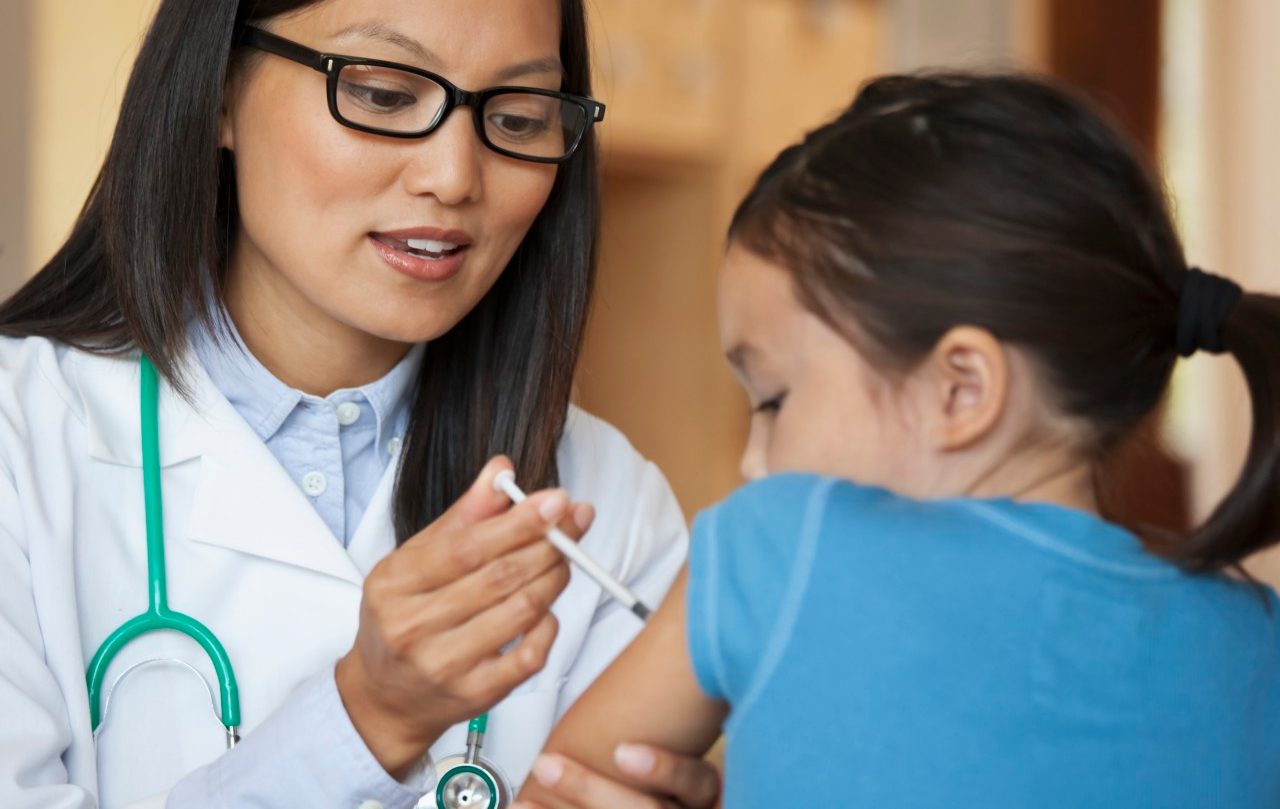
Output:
[222, 0, 562, 347]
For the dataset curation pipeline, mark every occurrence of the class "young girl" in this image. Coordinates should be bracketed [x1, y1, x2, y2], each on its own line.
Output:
[516, 73, 1280, 808]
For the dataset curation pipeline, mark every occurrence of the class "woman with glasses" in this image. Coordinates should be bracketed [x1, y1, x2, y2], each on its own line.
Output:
[0, 2, 719, 808]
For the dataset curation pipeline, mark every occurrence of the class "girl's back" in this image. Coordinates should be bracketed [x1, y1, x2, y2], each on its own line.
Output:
[689, 474, 1280, 807]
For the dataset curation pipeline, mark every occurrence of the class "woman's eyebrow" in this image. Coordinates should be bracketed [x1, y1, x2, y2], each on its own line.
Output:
[331, 22, 563, 83]
[494, 58, 565, 84]
[332, 22, 442, 69]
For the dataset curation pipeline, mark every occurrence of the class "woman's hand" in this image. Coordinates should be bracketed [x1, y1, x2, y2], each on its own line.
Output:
[335, 456, 593, 777]
[513, 744, 722, 809]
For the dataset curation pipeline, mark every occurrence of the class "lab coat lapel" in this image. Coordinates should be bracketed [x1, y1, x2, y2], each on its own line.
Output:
[79, 349, 207, 468]
[80, 346, 369, 586]
[185, 376, 366, 586]
[346, 449, 401, 575]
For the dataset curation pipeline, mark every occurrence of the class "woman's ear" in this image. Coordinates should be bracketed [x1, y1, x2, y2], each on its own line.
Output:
[923, 326, 1009, 452]
[219, 69, 240, 151]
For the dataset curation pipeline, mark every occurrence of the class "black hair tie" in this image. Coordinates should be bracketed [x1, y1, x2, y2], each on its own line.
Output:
[1175, 267, 1243, 357]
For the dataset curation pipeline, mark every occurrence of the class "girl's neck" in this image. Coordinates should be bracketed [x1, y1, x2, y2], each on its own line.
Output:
[963, 447, 1099, 515]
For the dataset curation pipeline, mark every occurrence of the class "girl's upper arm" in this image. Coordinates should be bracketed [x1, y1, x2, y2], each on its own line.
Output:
[517, 565, 727, 806]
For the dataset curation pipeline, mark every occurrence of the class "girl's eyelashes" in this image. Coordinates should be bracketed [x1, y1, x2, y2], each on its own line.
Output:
[754, 392, 787, 414]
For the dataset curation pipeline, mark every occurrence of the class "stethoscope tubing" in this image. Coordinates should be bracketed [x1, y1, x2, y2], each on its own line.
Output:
[85, 355, 241, 741]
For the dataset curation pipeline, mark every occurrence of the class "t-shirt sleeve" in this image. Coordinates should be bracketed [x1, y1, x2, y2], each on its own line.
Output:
[685, 473, 837, 703]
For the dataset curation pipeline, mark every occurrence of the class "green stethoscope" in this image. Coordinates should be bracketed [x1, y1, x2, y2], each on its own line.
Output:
[434, 712, 512, 809]
[85, 355, 241, 749]
[84, 356, 511, 808]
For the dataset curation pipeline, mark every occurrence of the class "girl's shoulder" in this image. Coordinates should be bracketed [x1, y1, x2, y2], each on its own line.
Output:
[701, 473, 1177, 582]
[701, 473, 899, 543]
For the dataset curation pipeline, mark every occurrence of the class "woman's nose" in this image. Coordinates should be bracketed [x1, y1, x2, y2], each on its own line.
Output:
[400, 108, 483, 205]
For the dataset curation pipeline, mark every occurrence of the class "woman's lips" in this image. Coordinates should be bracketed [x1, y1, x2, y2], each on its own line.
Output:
[369, 233, 471, 282]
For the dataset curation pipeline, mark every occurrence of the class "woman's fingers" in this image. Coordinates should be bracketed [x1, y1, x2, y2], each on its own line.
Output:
[514, 747, 720, 809]
[466, 611, 562, 703]
[611, 744, 721, 808]
[514, 752, 687, 809]
[397, 484, 570, 589]
[412, 538, 563, 631]
[435, 562, 571, 673]
[404, 494, 595, 630]
[341, 456, 603, 778]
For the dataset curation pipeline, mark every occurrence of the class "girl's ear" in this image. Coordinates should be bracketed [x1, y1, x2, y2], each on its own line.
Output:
[923, 326, 1009, 452]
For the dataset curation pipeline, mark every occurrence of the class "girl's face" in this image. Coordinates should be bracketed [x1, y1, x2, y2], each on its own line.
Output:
[718, 242, 1106, 513]
[718, 244, 938, 491]
[222, 0, 561, 347]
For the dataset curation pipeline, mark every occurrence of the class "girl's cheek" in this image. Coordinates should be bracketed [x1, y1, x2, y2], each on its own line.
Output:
[740, 418, 772, 481]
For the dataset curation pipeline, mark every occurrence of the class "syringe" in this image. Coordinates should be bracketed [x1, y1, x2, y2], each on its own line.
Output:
[493, 469, 652, 622]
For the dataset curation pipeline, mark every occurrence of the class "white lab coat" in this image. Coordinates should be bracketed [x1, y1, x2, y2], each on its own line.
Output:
[0, 336, 688, 809]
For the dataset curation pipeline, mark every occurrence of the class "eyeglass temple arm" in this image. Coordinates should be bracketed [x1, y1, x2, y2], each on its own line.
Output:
[237, 26, 330, 73]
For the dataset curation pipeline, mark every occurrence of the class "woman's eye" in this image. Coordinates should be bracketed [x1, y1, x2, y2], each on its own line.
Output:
[340, 81, 417, 113]
[488, 113, 551, 141]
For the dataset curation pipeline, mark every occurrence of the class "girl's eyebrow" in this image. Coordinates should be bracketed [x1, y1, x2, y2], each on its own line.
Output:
[332, 21, 564, 83]
[726, 342, 765, 376]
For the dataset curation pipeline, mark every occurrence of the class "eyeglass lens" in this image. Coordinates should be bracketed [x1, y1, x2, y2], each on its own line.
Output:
[335, 64, 587, 160]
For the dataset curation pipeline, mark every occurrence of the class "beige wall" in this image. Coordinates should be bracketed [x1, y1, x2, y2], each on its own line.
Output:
[27, 0, 157, 273]
[887, 0, 1047, 71]
[1189, 0, 1280, 582]
[0, 0, 31, 296]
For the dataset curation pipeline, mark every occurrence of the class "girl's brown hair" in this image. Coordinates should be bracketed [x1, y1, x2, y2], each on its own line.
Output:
[731, 72, 1280, 571]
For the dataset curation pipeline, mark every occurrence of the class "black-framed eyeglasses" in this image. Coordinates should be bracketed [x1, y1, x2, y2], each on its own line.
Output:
[237, 27, 605, 164]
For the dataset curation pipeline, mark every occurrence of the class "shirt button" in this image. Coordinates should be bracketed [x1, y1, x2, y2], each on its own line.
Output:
[336, 402, 361, 426]
[387, 436, 403, 456]
[301, 471, 328, 497]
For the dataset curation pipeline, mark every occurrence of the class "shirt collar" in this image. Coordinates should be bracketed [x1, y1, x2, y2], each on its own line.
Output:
[190, 311, 423, 444]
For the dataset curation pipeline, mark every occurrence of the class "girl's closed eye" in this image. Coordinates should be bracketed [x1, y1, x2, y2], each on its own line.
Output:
[754, 392, 787, 415]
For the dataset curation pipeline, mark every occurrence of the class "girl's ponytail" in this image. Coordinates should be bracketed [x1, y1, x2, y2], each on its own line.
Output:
[1172, 277, 1280, 570]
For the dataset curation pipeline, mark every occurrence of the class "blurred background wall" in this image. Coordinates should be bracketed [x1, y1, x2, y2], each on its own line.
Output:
[0, 0, 1276, 580]
[0, 0, 31, 288]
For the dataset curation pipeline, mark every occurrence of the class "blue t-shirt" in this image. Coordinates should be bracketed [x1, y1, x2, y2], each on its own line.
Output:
[687, 474, 1280, 808]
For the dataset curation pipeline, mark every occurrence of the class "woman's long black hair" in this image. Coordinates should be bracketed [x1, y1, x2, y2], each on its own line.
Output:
[730, 72, 1280, 572]
[0, 0, 599, 543]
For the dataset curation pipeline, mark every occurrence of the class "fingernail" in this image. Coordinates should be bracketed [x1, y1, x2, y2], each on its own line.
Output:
[532, 754, 564, 786]
[539, 491, 568, 522]
[574, 503, 595, 533]
[614, 743, 655, 775]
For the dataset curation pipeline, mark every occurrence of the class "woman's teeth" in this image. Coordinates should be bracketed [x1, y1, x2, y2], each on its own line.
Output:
[406, 238, 459, 254]
[375, 234, 464, 259]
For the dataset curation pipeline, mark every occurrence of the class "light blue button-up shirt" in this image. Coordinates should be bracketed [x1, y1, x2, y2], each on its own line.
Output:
[191, 316, 423, 545]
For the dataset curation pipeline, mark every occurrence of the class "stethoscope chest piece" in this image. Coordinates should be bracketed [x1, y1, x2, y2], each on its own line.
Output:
[434, 755, 510, 809]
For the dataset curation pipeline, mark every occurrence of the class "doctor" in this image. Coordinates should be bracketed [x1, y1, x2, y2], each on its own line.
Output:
[0, 1, 721, 808]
